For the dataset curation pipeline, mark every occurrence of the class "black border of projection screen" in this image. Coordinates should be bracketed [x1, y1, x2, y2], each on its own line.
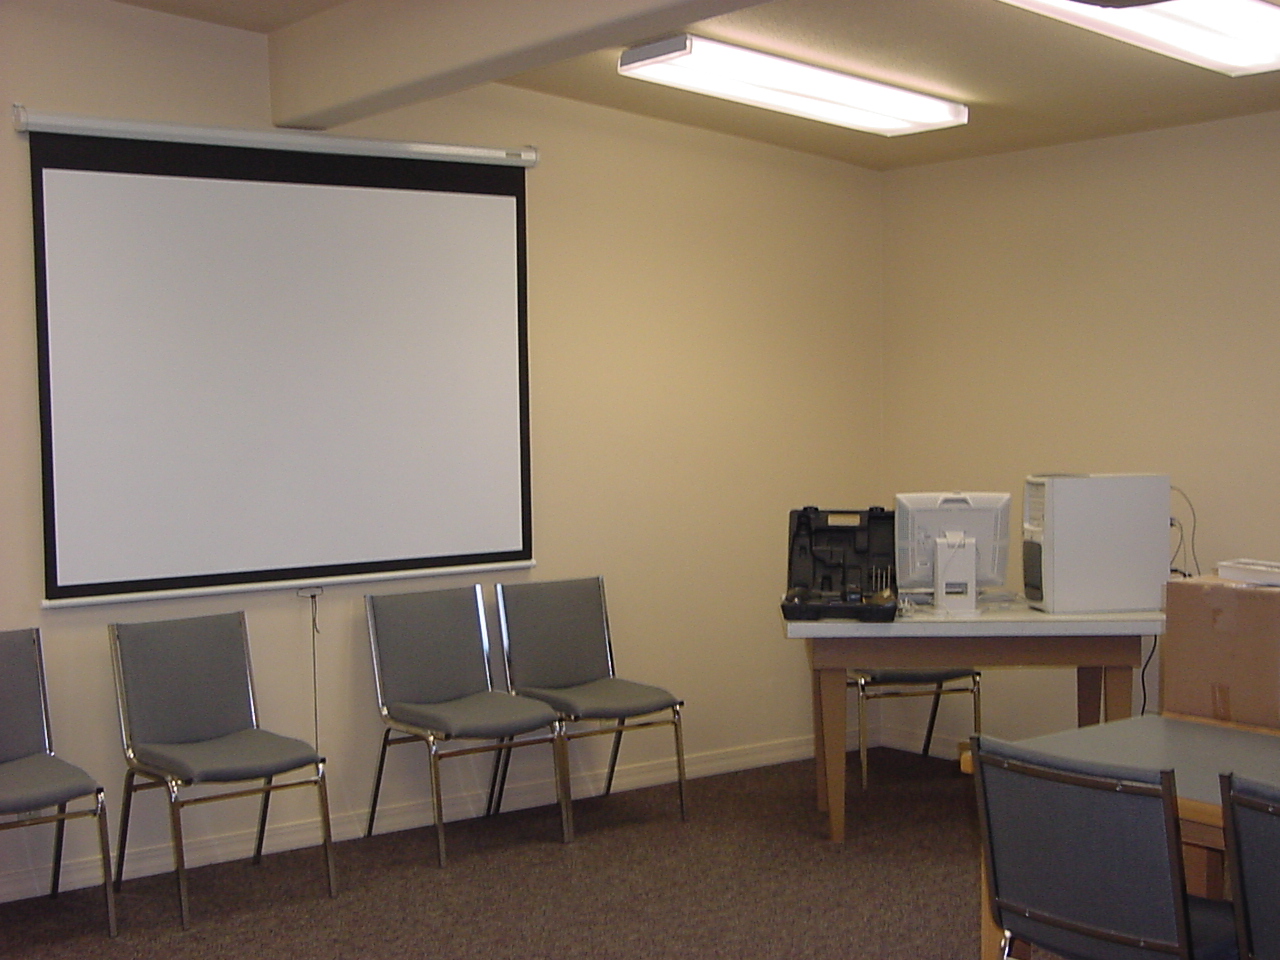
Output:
[30, 130, 531, 601]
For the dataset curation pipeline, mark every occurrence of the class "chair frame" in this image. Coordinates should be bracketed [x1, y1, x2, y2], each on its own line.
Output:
[109, 615, 336, 928]
[495, 578, 687, 820]
[1220, 771, 1280, 960]
[850, 669, 980, 788]
[0, 628, 117, 936]
[365, 584, 574, 866]
[973, 737, 1195, 960]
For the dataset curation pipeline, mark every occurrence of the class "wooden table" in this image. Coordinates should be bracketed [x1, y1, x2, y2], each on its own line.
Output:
[788, 604, 1161, 844]
[979, 713, 1280, 960]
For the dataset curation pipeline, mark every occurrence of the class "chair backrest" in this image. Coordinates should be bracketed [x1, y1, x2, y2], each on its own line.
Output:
[0, 628, 52, 764]
[110, 612, 256, 747]
[366, 585, 493, 711]
[972, 735, 1192, 960]
[1222, 772, 1280, 960]
[497, 577, 614, 690]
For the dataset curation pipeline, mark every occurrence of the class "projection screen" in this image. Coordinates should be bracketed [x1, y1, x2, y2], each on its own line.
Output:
[28, 123, 532, 602]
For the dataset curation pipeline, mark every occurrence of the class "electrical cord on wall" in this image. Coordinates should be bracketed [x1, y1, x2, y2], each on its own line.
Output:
[1170, 485, 1201, 577]
[1154, 485, 1199, 714]
[298, 587, 323, 751]
[1140, 634, 1158, 715]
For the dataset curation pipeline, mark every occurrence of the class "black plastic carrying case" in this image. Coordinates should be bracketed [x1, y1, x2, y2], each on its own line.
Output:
[781, 506, 897, 621]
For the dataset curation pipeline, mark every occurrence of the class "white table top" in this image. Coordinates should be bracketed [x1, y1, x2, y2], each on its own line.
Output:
[785, 599, 1165, 639]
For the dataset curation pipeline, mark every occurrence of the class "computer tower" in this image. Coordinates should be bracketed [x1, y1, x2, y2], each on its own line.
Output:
[1022, 474, 1170, 613]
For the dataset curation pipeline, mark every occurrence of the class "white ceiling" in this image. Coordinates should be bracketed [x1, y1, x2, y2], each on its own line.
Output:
[117, 0, 1280, 170]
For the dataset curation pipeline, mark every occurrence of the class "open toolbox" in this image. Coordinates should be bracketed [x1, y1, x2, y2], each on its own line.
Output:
[781, 505, 897, 621]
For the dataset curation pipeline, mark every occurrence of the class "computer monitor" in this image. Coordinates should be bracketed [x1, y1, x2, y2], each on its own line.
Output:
[894, 492, 1012, 614]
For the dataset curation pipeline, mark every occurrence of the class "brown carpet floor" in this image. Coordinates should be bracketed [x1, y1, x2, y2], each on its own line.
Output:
[0, 748, 981, 959]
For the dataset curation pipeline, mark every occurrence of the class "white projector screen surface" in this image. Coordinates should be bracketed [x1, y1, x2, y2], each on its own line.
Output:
[30, 131, 531, 601]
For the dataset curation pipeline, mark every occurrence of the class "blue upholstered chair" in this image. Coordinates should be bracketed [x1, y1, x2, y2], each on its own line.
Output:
[365, 584, 573, 865]
[0, 628, 117, 936]
[849, 668, 980, 787]
[495, 577, 686, 821]
[1221, 772, 1280, 960]
[109, 612, 336, 928]
[973, 735, 1237, 960]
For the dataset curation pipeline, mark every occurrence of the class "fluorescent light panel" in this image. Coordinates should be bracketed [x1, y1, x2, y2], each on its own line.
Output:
[996, 0, 1280, 76]
[618, 35, 967, 136]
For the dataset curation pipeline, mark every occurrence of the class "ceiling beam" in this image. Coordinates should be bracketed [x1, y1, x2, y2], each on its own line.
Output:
[268, 0, 763, 129]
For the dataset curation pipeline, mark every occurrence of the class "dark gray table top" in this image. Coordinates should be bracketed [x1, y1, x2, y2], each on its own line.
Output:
[1015, 714, 1280, 807]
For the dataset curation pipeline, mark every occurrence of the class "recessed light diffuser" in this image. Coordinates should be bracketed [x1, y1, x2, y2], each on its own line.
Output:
[995, 0, 1280, 76]
[618, 35, 968, 137]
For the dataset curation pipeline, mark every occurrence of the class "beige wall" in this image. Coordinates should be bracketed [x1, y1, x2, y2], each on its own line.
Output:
[878, 113, 1280, 740]
[6, 0, 1280, 904]
[0, 0, 882, 899]
[883, 115, 1280, 555]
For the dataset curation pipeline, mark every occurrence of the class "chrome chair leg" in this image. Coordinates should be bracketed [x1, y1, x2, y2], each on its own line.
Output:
[114, 769, 137, 891]
[94, 790, 119, 937]
[854, 672, 981, 785]
[315, 765, 337, 898]
[50, 802, 67, 897]
[366, 728, 393, 837]
[603, 720, 626, 797]
[166, 782, 191, 929]
[973, 674, 983, 736]
[252, 774, 273, 865]
[553, 723, 575, 843]
[486, 738, 513, 817]
[921, 682, 944, 757]
[857, 678, 870, 789]
[428, 740, 447, 867]
[673, 706, 687, 821]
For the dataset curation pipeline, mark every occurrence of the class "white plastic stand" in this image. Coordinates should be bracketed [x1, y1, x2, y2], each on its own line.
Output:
[934, 531, 978, 617]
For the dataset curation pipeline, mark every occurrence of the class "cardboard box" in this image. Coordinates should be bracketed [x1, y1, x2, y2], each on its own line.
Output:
[1162, 576, 1280, 728]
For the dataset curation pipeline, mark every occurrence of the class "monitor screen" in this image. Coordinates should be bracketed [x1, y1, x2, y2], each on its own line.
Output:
[894, 492, 1012, 595]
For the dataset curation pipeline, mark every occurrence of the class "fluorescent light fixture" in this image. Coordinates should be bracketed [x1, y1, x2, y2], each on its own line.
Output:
[618, 35, 968, 136]
[995, 0, 1280, 76]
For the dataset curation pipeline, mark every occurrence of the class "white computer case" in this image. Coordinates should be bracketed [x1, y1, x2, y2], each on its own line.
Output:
[1022, 473, 1170, 613]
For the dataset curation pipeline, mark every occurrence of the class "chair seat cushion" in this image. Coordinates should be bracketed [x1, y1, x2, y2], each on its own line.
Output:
[0, 753, 99, 814]
[517, 677, 680, 720]
[133, 728, 321, 784]
[388, 690, 559, 740]
[855, 668, 977, 685]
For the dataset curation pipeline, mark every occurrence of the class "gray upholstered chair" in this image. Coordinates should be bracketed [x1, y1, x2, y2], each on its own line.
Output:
[0, 628, 117, 937]
[495, 577, 686, 821]
[109, 612, 336, 928]
[849, 668, 980, 788]
[1221, 772, 1280, 960]
[365, 584, 573, 866]
[972, 735, 1237, 960]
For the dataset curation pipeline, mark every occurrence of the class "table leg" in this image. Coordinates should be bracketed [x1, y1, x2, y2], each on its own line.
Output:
[1180, 819, 1226, 900]
[811, 669, 828, 813]
[1077, 666, 1103, 726]
[815, 667, 848, 843]
[1103, 665, 1133, 721]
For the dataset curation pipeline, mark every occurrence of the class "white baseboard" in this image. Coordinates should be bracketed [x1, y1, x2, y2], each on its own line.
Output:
[0, 723, 974, 905]
[0, 734, 815, 905]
